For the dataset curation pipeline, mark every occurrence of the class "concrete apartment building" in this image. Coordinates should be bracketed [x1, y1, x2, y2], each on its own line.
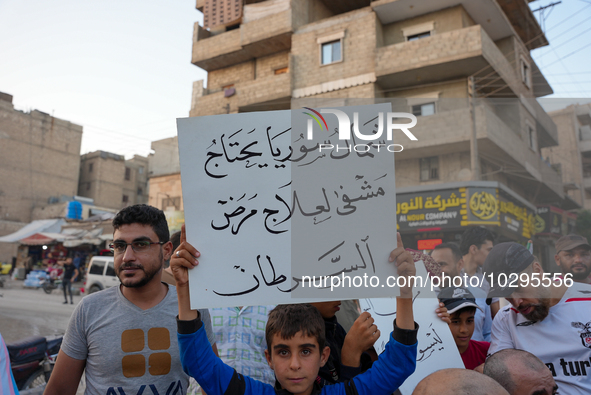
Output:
[147, 137, 183, 211]
[146, 137, 185, 232]
[544, 103, 591, 210]
[78, 151, 149, 210]
[148, 0, 577, 268]
[0, 91, 83, 261]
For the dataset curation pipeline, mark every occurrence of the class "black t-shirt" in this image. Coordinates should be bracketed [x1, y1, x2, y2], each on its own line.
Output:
[63, 263, 77, 280]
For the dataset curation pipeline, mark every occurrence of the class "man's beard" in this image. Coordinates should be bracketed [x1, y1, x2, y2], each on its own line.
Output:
[520, 300, 550, 321]
[519, 287, 551, 322]
[562, 259, 591, 281]
[118, 250, 163, 288]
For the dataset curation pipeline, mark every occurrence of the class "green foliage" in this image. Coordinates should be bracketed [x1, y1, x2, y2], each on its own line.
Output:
[576, 210, 591, 241]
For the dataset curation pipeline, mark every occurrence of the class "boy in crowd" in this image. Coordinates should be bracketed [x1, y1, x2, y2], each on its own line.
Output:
[171, 230, 418, 395]
[439, 286, 490, 370]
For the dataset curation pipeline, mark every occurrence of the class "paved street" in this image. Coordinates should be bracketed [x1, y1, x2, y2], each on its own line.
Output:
[0, 278, 80, 343]
[0, 278, 86, 394]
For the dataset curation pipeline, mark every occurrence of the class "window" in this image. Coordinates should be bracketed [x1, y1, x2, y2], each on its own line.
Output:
[317, 32, 345, 66]
[122, 195, 129, 203]
[420, 157, 439, 181]
[88, 163, 93, 172]
[137, 188, 143, 196]
[402, 21, 435, 42]
[407, 31, 431, 41]
[520, 57, 531, 88]
[138, 166, 144, 175]
[105, 261, 116, 277]
[124, 167, 131, 181]
[86, 182, 91, 191]
[321, 41, 341, 65]
[162, 197, 181, 211]
[412, 102, 436, 117]
[89, 260, 105, 275]
[528, 124, 537, 151]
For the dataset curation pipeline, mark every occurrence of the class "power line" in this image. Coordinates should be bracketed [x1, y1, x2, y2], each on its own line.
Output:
[469, 3, 591, 91]
[534, 24, 591, 60]
[544, 72, 591, 76]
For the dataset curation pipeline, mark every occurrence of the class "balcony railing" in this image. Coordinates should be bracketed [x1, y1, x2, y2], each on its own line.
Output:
[394, 98, 563, 199]
[190, 72, 291, 117]
[192, 8, 292, 71]
[376, 26, 522, 97]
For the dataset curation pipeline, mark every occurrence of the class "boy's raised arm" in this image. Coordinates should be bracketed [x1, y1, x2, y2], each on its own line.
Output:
[389, 233, 416, 331]
[170, 224, 199, 321]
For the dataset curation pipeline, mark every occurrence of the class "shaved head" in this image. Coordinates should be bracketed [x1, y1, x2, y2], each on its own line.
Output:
[412, 368, 509, 395]
[484, 349, 558, 395]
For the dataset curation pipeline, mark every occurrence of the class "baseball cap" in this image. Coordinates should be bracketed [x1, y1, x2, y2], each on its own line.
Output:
[438, 286, 483, 314]
[483, 242, 534, 303]
[555, 234, 591, 253]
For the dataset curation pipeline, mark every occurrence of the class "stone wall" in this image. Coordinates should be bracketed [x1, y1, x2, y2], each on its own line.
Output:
[0, 99, 82, 223]
[78, 151, 125, 210]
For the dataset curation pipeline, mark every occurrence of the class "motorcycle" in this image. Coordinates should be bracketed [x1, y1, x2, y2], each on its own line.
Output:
[40, 276, 62, 294]
[6, 334, 63, 390]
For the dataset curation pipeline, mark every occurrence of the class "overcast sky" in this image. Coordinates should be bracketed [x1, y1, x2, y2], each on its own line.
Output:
[0, 0, 589, 159]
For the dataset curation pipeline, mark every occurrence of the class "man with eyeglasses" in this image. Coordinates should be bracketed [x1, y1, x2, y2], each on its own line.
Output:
[46, 204, 216, 395]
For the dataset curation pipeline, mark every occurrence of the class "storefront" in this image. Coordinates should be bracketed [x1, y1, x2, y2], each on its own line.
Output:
[396, 181, 537, 250]
[396, 181, 580, 271]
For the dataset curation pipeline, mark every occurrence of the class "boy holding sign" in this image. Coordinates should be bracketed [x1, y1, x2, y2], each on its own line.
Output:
[171, 228, 419, 395]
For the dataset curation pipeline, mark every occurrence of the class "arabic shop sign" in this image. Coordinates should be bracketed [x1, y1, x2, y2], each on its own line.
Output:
[396, 189, 464, 231]
[536, 206, 577, 236]
[465, 187, 499, 226]
[466, 187, 538, 239]
[398, 186, 539, 239]
[468, 189, 498, 221]
[466, 187, 536, 239]
[498, 192, 534, 239]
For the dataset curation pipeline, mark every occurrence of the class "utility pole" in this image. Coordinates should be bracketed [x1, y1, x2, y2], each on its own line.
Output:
[532, 2, 561, 32]
[468, 76, 480, 181]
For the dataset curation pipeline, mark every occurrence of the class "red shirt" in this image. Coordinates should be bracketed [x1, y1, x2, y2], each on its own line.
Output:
[461, 340, 490, 370]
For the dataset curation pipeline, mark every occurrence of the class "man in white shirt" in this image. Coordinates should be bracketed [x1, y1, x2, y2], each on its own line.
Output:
[485, 242, 591, 395]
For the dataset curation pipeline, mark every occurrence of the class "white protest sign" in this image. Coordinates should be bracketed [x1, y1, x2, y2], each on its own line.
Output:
[177, 104, 399, 308]
[359, 262, 464, 394]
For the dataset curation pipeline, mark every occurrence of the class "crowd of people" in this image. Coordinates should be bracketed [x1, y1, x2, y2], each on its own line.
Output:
[2, 203, 590, 394]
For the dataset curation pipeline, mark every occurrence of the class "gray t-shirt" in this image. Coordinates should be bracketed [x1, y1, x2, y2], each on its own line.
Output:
[62, 284, 215, 395]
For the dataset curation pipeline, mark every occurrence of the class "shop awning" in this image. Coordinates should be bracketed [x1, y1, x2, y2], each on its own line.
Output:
[63, 239, 103, 247]
[62, 228, 108, 247]
[18, 232, 75, 246]
[0, 219, 66, 243]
